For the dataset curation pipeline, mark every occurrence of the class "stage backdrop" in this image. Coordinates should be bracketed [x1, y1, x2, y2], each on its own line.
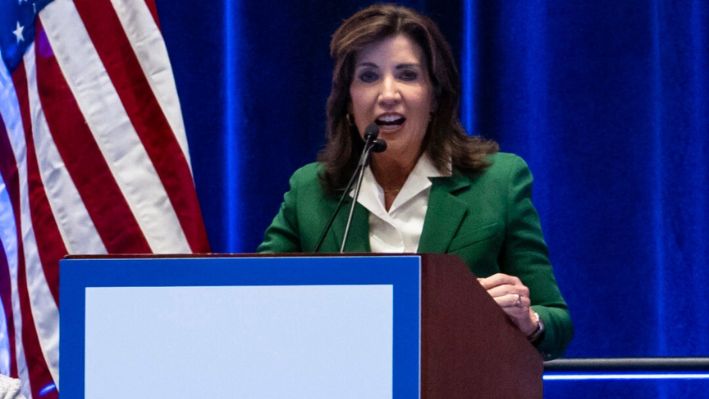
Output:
[157, 1, 708, 398]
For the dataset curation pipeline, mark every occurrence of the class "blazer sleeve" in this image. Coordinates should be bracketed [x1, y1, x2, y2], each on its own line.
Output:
[257, 169, 303, 253]
[500, 155, 573, 359]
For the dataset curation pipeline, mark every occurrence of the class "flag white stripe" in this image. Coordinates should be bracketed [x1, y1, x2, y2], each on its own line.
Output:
[39, 0, 190, 253]
[0, 174, 17, 378]
[0, 294, 9, 376]
[26, 44, 107, 256]
[111, 0, 192, 168]
[0, 52, 35, 398]
[0, 176, 32, 399]
[14, 46, 60, 386]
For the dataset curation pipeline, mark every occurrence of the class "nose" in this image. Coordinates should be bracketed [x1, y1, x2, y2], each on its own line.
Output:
[378, 75, 401, 107]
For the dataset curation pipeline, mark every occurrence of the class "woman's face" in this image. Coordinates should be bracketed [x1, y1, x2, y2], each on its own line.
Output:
[349, 34, 434, 160]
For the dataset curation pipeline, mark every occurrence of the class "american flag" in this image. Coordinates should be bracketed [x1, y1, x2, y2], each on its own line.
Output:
[0, 0, 210, 397]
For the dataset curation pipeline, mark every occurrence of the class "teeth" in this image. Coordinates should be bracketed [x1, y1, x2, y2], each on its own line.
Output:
[376, 114, 406, 127]
[378, 114, 403, 122]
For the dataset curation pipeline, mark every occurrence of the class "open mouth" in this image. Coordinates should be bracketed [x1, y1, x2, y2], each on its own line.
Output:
[375, 114, 406, 127]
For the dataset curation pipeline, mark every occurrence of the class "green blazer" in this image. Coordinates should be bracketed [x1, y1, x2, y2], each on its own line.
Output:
[258, 152, 572, 359]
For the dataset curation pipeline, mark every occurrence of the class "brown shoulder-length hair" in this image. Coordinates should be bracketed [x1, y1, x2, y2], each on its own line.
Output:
[318, 3, 498, 194]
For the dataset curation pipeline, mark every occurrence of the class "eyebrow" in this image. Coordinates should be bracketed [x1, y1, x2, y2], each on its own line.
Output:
[355, 62, 422, 69]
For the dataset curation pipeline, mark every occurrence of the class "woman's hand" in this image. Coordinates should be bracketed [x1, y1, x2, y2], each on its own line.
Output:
[478, 273, 538, 336]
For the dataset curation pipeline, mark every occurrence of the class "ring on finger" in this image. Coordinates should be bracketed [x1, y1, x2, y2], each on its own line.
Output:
[514, 294, 523, 307]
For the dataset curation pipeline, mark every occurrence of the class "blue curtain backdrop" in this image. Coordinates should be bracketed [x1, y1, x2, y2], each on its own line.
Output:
[157, 1, 708, 397]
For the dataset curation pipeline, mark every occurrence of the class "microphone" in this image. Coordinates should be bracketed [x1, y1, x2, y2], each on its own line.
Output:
[313, 123, 386, 252]
[339, 125, 385, 252]
[363, 123, 379, 142]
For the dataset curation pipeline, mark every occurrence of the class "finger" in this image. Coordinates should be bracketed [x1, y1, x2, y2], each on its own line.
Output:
[478, 273, 522, 289]
[486, 285, 517, 299]
[486, 284, 529, 299]
[497, 293, 531, 309]
[486, 285, 511, 298]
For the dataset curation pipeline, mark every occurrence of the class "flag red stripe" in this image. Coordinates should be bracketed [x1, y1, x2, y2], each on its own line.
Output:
[0, 117, 19, 378]
[13, 45, 64, 303]
[8, 63, 57, 399]
[16, 246, 57, 399]
[74, 0, 209, 252]
[34, 24, 152, 254]
[23, 129, 63, 302]
[12, 49, 62, 304]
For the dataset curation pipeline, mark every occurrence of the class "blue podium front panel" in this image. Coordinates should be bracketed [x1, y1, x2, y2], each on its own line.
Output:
[60, 256, 421, 399]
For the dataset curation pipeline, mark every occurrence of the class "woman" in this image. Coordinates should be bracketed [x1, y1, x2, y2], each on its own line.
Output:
[258, 4, 572, 359]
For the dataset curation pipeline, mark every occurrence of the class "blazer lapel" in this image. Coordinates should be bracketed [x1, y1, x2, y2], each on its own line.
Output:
[417, 173, 472, 253]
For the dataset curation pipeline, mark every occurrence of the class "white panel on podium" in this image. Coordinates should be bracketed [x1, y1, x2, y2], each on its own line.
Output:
[84, 285, 392, 398]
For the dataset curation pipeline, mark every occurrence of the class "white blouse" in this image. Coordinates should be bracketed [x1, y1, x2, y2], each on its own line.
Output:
[352, 155, 450, 253]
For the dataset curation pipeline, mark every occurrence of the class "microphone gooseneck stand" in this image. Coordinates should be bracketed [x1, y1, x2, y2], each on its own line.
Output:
[313, 123, 386, 252]
[339, 138, 383, 253]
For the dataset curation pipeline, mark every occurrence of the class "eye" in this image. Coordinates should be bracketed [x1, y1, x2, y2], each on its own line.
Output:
[357, 70, 379, 83]
[398, 69, 419, 81]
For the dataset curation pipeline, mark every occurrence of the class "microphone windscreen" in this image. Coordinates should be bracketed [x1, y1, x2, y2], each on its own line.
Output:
[372, 139, 387, 153]
[364, 123, 379, 140]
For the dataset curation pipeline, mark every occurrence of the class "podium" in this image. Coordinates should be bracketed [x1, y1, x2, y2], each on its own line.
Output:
[60, 254, 542, 398]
